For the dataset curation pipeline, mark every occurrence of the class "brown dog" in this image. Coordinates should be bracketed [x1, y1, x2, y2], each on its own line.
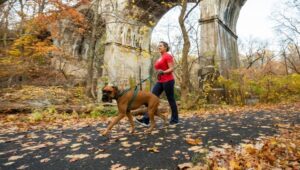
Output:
[101, 85, 166, 136]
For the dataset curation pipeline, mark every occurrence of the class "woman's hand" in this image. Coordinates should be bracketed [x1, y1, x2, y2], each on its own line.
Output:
[157, 69, 164, 75]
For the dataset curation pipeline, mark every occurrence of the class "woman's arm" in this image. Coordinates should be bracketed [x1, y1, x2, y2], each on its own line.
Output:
[163, 62, 174, 74]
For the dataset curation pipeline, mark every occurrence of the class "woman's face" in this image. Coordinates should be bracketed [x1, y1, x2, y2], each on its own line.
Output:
[158, 43, 167, 53]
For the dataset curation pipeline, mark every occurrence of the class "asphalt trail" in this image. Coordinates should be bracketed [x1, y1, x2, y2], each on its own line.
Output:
[1, 106, 299, 170]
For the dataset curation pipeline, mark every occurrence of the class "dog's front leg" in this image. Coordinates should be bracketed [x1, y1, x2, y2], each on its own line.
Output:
[102, 114, 125, 136]
[145, 111, 155, 133]
[126, 113, 135, 134]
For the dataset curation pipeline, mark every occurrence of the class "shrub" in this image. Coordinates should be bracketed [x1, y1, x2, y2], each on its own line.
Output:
[30, 110, 43, 122]
[90, 105, 118, 118]
[218, 70, 300, 104]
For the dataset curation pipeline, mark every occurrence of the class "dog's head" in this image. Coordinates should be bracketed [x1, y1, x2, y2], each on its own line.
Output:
[102, 85, 118, 102]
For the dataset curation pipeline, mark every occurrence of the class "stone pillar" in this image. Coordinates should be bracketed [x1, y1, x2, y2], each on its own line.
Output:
[199, 0, 246, 77]
[100, 0, 152, 87]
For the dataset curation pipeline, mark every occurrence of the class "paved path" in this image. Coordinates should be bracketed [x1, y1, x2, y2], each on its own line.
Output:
[1, 105, 299, 169]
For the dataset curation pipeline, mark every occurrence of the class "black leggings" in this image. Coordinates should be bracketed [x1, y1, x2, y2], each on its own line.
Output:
[144, 79, 179, 123]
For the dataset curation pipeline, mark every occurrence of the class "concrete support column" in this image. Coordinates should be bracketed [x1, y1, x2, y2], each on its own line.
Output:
[199, 0, 245, 77]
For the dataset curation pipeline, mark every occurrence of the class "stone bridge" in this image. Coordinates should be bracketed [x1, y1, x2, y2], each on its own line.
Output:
[57, 0, 247, 86]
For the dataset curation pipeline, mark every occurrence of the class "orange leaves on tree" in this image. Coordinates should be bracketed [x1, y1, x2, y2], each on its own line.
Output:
[8, 0, 89, 62]
[47, 0, 88, 29]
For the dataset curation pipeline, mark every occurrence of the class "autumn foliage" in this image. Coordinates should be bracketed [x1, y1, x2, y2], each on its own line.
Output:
[217, 68, 300, 105]
[197, 126, 300, 169]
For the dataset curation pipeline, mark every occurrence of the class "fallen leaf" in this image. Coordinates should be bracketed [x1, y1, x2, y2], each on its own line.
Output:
[56, 138, 71, 146]
[21, 144, 46, 151]
[121, 141, 132, 148]
[229, 159, 241, 169]
[17, 164, 29, 169]
[70, 143, 82, 148]
[242, 144, 256, 155]
[188, 146, 204, 153]
[125, 153, 132, 157]
[26, 133, 38, 139]
[221, 143, 232, 149]
[147, 146, 159, 153]
[110, 163, 127, 170]
[171, 156, 177, 160]
[8, 155, 23, 161]
[155, 142, 162, 146]
[71, 147, 80, 151]
[34, 155, 41, 159]
[40, 158, 50, 163]
[186, 138, 202, 145]
[132, 142, 141, 145]
[177, 162, 193, 169]
[95, 149, 104, 154]
[119, 137, 127, 141]
[3, 162, 14, 166]
[174, 150, 181, 154]
[95, 153, 110, 159]
[231, 133, 240, 136]
[65, 154, 89, 162]
[44, 133, 57, 139]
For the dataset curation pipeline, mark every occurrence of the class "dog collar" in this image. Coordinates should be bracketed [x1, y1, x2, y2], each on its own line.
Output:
[116, 88, 131, 99]
[115, 87, 139, 113]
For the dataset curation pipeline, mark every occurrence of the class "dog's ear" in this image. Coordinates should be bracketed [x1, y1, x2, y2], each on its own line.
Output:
[112, 86, 118, 91]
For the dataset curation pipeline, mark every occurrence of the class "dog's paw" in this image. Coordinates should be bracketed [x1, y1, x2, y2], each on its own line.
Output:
[144, 129, 152, 134]
[130, 129, 135, 134]
[101, 130, 108, 136]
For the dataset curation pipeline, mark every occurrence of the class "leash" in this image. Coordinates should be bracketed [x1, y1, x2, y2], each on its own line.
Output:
[114, 64, 178, 112]
[126, 86, 139, 113]
[136, 76, 151, 87]
[115, 76, 151, 113]
[116, 65, 177, 99]
[117, 76, 151, 98]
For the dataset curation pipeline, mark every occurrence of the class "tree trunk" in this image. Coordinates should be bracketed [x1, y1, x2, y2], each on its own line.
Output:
[294, 43, 300, 61]
[3, 12, 9, 49]
[0, 1, 12, 49]
[85, 0, 100, 98]
[178, 0, 190, 107]
[18, 0, 24, 35]
[283, 50, 289, 75]
[38, 0, 46, 14]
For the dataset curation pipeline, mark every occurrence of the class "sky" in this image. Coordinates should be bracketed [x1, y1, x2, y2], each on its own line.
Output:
[237, 0, 282, 41]
[151, 0, 283, 51]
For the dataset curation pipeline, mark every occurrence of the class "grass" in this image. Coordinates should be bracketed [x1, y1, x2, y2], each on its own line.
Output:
[26, 105, 118, 123]
[90, 106, 118, 118]
[191, 150, 209, 165]
[30, 110, 43, 122]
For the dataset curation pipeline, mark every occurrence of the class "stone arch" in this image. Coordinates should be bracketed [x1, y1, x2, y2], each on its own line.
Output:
[100, 0, 247, 83]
